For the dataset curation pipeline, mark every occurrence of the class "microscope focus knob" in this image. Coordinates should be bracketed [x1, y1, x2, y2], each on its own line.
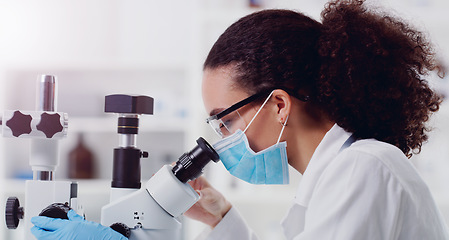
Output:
[5, 197, 24, 229]
[39, 202, 71, 219]
[110, 222, 131, 238]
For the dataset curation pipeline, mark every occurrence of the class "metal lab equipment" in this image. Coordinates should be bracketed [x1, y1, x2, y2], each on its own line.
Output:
[1, 75, 81, 240]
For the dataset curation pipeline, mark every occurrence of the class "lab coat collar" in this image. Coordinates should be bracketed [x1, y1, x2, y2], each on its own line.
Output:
[293, 124, 352, 206]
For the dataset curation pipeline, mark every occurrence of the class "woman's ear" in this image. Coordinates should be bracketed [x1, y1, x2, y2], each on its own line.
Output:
[272, 89, 292, 124]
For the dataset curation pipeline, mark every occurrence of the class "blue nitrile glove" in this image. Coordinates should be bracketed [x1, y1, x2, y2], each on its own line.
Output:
[31, 209, 128, 240]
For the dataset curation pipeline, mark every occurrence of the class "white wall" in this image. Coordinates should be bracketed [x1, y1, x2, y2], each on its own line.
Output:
[0, 0, 195, 69]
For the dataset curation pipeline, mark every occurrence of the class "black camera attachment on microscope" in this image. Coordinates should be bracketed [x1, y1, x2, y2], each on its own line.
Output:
[105, 94, 153, 190]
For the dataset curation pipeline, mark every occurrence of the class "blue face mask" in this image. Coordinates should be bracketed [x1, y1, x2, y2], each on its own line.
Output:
[212, 91, 290, 185]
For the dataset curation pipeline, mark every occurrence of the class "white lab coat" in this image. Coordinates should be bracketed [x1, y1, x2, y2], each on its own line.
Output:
[196, 124, 449, 240]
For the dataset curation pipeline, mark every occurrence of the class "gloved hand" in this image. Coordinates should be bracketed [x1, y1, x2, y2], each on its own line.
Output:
[31, 209, 128, 240]
[184, 176, 232, 228]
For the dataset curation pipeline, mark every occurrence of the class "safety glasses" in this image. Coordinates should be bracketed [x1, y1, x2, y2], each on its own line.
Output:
[206, 91, 269, 138]
[205, 88, 309, 138]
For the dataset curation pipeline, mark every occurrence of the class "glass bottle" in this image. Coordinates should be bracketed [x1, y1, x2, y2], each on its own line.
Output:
[68, 133, 95, 179]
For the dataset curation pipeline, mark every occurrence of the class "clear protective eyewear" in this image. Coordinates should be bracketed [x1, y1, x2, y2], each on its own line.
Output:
[206, 91, 268, 138]
[205, 88, 309, 138]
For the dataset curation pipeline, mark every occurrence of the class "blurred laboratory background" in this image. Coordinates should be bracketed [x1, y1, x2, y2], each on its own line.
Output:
[0, 0, 448, 239]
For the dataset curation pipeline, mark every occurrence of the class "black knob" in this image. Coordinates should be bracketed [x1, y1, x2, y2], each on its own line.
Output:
[5, 197, 24, 229]
[36, 112, 64, 138]
[5, 111, 32, 137]
[39, 202, 71, 219]
[141, 151, 149, 158]
[110, 222, 131, 238]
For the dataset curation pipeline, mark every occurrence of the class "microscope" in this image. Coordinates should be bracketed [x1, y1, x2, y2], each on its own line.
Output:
[2, 78, 220, 240]
[1, 75, 81, 240]
[101, 94, 219, 239]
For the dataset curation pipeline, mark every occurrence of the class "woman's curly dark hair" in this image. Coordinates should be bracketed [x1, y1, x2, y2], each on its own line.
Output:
[318, 0, 442, 157]
[204, 0, 443, 157]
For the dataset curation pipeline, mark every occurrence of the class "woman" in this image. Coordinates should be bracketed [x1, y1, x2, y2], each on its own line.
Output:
[31, 0, 448, 239]
[186, 0, 449, 239]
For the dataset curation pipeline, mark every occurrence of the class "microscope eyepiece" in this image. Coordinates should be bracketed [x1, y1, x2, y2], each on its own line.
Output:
[172, 137, 219, 183]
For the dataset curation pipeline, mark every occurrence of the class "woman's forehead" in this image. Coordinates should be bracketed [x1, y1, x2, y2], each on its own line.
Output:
[202, 66, 249, 114]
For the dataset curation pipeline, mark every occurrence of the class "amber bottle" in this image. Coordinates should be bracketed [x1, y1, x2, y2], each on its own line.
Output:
[68, 133, 95, 179]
